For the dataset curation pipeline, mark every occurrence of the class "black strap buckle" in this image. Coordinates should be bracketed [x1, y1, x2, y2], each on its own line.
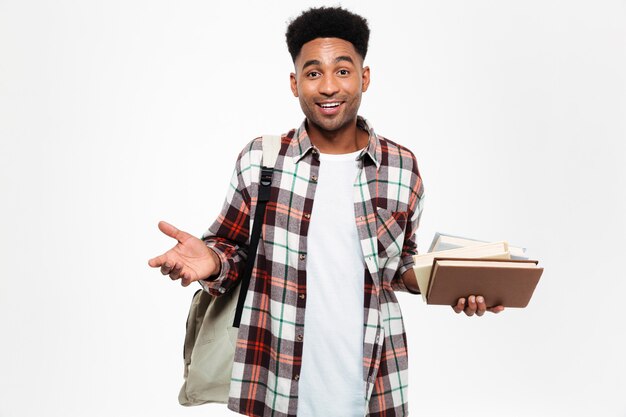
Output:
[260, 167, 273, 186]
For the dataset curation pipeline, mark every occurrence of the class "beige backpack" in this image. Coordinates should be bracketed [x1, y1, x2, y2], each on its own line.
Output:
[178, 135, 282, 406]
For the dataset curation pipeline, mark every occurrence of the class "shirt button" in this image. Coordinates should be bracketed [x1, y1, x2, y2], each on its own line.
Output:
[311, 175, 318, 182]
[299, 254, 306, 260]
[296, 334, 303, 342]
[303, 213, 311, 219]
[299, 293, 306, 300]
[359, 216, 365, 221]
[294, 374, 300, 381]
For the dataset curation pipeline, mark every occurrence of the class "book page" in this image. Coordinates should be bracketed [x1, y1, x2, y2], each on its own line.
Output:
[436, 260, 538, 268]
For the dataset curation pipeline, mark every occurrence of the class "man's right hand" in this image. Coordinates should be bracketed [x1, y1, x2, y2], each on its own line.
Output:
[148, 221, 220, 286]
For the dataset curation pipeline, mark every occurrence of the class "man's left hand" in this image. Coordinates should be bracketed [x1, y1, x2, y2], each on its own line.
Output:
[452, 295, 504, 316]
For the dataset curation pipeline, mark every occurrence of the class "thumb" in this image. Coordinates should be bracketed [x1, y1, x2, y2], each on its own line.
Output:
[157, 220, 192, 243]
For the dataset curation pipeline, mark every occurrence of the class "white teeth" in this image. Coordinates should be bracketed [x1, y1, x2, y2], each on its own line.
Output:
[319, 102, 340, 108]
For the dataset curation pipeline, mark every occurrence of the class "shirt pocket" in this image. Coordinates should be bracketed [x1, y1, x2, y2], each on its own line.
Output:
[375, 207, 408, 259]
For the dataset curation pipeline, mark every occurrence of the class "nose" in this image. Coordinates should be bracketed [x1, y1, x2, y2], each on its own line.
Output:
[318, 74, 340, 97]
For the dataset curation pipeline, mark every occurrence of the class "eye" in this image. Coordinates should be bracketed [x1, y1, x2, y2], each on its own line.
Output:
[306, 71, 321, 78]
[338, 69, 350, 76]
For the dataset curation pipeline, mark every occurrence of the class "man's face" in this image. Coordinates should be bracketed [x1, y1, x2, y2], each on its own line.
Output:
[290, 37, 370, 134]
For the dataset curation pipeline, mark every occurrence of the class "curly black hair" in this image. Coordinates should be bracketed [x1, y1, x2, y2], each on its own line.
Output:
[285, 6, 370, 62]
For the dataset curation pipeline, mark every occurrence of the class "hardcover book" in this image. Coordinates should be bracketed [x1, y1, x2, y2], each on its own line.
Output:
[426, 258, 543, 308]
[428, 232, 528, 260]
[411, 241, 511, 301]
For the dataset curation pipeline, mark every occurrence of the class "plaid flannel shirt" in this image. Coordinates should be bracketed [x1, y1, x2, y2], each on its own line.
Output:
[201, 116, 425, 417]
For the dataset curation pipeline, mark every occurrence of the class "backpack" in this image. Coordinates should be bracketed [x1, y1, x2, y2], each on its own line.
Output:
[178, 135, 282, 406]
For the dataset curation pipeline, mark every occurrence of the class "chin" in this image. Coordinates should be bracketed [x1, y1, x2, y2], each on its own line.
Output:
[310, 115, 353, 133]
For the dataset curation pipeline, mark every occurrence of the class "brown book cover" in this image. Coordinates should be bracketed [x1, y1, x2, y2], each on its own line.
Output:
[426, 258, 543, 308]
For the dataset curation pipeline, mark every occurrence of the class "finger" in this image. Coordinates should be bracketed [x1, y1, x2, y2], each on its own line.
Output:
[158, 221, 193, 243]
[488, 305, 505, 314]
[160, 262, 174, 275]
[148, 255, 167, 268]
[180, 272, 193, 287]
[452, 298, 465, 314]
[464, 295, 477, 317]
[475, 296, 487, 317]
[169, 263, 183, 280]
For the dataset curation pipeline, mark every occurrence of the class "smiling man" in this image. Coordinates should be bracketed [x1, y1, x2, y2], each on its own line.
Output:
[149, 6, 501, 417]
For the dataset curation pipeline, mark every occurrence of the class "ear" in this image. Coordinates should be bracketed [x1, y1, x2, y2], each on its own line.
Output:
[290, 72, 299, 97]
[361, 66, 370, 93]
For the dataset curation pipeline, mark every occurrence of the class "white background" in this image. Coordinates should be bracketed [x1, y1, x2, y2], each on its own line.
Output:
[1, 1, 625, 416]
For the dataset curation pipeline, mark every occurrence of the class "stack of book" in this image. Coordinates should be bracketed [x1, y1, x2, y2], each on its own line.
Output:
[412, 233, 543, 308]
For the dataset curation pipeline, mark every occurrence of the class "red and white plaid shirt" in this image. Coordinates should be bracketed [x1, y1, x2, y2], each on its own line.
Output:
[201, 116, 425, 417]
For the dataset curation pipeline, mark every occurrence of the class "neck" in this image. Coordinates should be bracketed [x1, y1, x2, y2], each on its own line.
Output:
[306, 118, 369, 154]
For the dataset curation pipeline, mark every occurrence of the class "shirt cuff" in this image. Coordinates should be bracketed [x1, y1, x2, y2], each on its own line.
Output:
[198, 242, 231, 295]
[398, 254, 414, 278]
[397, 255, 420, 294]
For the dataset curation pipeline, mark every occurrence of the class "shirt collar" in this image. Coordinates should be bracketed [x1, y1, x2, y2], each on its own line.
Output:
[288, 116, 382, 169]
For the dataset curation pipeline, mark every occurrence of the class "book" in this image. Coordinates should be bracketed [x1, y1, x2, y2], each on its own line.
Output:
[426, 258, 543, 308]
[411, 241, 511, 301]
[428, 232, 528, 260]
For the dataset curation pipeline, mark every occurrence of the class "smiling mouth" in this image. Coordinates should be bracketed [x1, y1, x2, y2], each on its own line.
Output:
[316, 101, 343, 109]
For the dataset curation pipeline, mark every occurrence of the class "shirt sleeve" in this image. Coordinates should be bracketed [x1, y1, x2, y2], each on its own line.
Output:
[391, 152, 425, 294]
[199, 150, 252, 297]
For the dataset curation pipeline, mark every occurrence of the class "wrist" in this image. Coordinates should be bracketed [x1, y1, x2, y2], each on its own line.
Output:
[206, 247, 222, 279]
[401, 268, 420, 294]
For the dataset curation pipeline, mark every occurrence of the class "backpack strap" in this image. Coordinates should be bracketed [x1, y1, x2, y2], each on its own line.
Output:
[262, 135, 282, 169]
[233, 135, 282, 328]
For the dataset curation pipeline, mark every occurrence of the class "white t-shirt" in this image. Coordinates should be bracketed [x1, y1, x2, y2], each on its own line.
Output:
[296, 149, 366, 417]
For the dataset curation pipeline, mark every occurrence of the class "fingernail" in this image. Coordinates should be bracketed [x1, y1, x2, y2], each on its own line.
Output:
[460, 299, 465, 305]
[477, 296, 484, 303]
[164, 263, 170, 268]
[469, 295, 475, 303]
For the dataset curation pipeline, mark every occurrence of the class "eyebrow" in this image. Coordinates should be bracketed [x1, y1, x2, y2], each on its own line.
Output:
[301, 56, 355, 70]
[335, 56, 354, 65]
[302, 59, 321, 70]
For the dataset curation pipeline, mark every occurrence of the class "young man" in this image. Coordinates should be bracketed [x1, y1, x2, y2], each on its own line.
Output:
[149, 7, 502, 417]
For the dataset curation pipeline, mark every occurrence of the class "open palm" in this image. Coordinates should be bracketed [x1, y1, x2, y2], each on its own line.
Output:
[148, 221, 219, 285]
